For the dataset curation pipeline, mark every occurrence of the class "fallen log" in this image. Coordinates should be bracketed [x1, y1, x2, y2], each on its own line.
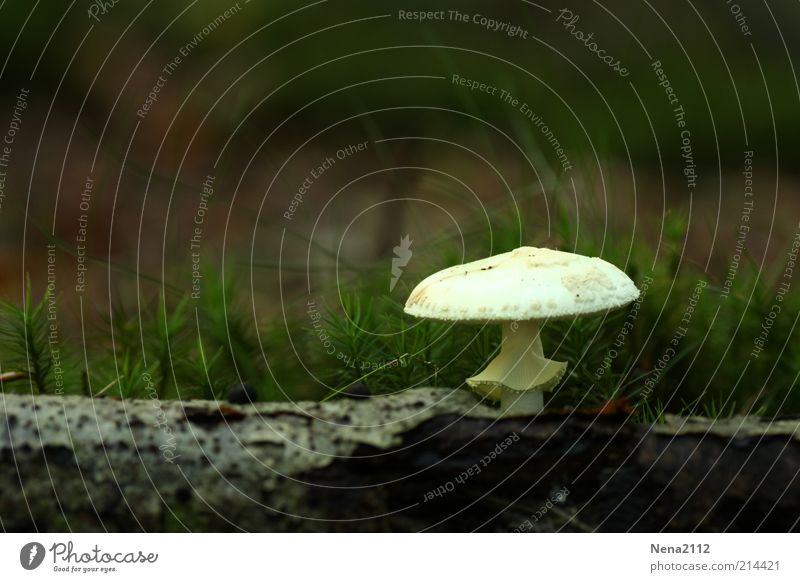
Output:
[0, 388, 797, 532]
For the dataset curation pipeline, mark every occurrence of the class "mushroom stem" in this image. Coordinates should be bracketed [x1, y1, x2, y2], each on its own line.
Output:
[501, 388, 543, 414]
[466, 320, 567, 415]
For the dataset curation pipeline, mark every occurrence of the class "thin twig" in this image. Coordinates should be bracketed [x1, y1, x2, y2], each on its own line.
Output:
[93, 378, 119, 397]
[321, 353, 410, 402]
[0, 371, 29, 384]
[550, 505, 595, 532]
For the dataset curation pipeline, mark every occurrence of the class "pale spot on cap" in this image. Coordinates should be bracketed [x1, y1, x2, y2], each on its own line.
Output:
[404, 246, 640, 323]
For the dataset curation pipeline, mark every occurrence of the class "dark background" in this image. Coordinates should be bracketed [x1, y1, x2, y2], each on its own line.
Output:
[0, 0, 798, 403]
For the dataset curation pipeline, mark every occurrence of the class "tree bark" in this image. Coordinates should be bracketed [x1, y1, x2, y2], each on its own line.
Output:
[1, 388, 798, 532]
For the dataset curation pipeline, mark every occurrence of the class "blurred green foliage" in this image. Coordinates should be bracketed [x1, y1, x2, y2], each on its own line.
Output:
[304, 196, 800, 419]
[1, 0, 797, 168]
[4, 192, 797, 421]
[1, 1, 798, 421]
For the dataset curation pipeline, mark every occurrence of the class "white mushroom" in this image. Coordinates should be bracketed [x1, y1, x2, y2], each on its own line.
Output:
[404, 246, 640, 415]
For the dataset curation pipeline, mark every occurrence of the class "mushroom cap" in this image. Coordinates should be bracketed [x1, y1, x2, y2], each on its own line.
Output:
[404, 246, 640, 323]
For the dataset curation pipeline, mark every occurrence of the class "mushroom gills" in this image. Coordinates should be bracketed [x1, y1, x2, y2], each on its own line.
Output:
[466, 320, 566, 413]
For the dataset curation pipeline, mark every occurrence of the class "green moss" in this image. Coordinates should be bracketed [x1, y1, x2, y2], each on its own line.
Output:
[2, 201, 798, 420]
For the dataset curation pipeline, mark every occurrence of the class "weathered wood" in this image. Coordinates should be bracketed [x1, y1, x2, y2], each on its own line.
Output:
[0, 389, 798, 532]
